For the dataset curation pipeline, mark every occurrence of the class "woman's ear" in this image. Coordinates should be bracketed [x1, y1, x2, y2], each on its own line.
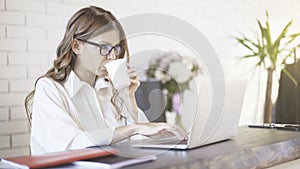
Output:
[71, 39, 82, 55]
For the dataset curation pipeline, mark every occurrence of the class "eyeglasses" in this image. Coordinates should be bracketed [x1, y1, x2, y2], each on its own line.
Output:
[77, 39, 124, 59]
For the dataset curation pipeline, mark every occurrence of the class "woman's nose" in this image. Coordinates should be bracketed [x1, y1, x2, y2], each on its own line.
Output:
[106, 50, 116, 60]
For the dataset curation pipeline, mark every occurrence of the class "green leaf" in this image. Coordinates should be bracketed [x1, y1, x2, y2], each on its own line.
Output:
[236, 11, 299, 85]
[265, 19, 272, 47]
[282, 68, 297, 86]
[257, 20, 266, 47]
[236, 38, 256, 52]
[286, 32, 300, 44]
[273, 21, 292, 52]
[265, 11, 269, 18]
[242, 54, 257, 58]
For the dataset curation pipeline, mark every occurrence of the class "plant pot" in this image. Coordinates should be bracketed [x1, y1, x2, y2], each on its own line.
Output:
[165, 111, 177, 125]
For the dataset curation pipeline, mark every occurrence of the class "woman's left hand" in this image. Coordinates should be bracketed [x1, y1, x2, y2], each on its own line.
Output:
[127, 64, 140, 95]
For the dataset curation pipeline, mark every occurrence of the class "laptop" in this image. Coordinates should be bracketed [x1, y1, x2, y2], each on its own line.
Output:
[131, 79, 247, 149]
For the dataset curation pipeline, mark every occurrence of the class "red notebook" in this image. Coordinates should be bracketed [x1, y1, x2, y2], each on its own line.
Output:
[2, 148, 117, 169]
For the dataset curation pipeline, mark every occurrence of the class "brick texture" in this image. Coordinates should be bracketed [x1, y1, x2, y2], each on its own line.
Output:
[7, 26, 47, 40]
[26, 13, 64, 27]
[0, 80, 8, 92]
[12, 133, 30, 147]
[47, 28, 64, 40]
[46, 2, 80, 16]
[0, 107, 9, 121]
[10, 106, 28, 120]
[0, 93, 26, 106]
[27, 66, 50, 78]
[27, 40, 59, 52]
[0, 121, 29, 134]
[0, 25, 5, 37]
[0, 39, 27, 51]
[8, 52, 49, 66]
[0, 0, 4, 10]
[0, 136, 10, 149]
[0, 52, 7, 65]
[9, 79, 34, 92]
[0, 147, 30, 158]
[0, 11, 25, 25]
[6, 0, 46, 13]
[0, 66, 27, 78]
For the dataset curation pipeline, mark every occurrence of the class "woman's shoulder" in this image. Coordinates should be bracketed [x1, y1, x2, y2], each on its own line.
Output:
[35, 77, 68, 99]
[37, 76, 56, 84]
[36, 77, 61, 90]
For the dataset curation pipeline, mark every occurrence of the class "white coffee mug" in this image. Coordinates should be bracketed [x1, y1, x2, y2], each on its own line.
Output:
[104, 58, 130, 90]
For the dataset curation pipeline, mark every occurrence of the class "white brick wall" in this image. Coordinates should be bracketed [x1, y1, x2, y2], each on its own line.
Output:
[46, 2, 80, 16]
[0, 26, 5, 37]
[0, 66, 26, 78]
[47, 28, 64, 40]
[12, 133, 30, 147]
[27, 66, 49, 78]
[0, 80, 8, 92]
[8, 52, 49, 66]
[9, 79, 34, 92]
[0, 39, 27, 51]
[0, 52, 7, 65]
[0, 136, 10, 149]
[10, 106, 27, 120]
[26, 13, 64, 27]
[0, 93, 26, 106]
[27, 40, 59, 52]
[0, 11, 25, 25]
[0, 147, 30, 158]
[7, 26, 47, 39]
[0, 0, 299, 158]
[0, 107, 9, 121]
[0, 0, 4, 10]
[6, 0, 46, 13]
[0, 121, 28, 134]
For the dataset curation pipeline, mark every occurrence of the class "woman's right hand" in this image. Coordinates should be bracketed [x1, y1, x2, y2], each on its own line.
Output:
[134, 122, 187, 140]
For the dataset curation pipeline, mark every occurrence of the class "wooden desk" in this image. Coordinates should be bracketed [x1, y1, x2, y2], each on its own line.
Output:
[116, 126, 300, 169]
[2, 127, 300, 169]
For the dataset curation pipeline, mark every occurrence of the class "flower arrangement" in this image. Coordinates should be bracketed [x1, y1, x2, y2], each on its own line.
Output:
[146, 51, 202, 113]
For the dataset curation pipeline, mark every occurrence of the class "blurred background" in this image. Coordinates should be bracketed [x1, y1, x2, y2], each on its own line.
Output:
[0, 0, 300, 157]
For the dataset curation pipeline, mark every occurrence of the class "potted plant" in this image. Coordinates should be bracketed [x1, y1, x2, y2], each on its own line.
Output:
[235, 12, 300, 123]
[146, 51, 201, 124]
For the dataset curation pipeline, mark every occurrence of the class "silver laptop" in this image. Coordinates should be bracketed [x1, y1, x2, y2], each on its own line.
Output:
[131, 79, 247, 149]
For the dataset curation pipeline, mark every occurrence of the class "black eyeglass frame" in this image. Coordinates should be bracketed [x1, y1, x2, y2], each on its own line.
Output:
[76, 38, 124, 58]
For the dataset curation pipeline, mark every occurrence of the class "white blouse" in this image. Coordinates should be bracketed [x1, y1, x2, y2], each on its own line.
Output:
[30, 71, 148, 155]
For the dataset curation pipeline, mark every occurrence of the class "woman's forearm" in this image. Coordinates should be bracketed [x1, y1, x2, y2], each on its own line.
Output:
[111, 122, 186, 144]
[121, 93, 138, 122]
[128, 94, 138, 120]
[111, 124, 138, 144]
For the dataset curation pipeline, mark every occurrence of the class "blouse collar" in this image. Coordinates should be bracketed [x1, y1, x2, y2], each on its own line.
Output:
[64, 71, 108, 98]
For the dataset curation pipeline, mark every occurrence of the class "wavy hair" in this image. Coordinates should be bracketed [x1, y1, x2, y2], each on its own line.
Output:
[25, 6, 129, 124]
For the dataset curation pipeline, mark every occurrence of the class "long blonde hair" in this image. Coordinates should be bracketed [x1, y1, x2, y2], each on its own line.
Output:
[25, 6, 129, 124]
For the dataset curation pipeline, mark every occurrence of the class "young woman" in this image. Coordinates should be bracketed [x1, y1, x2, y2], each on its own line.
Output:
[25, 6, 185, 154]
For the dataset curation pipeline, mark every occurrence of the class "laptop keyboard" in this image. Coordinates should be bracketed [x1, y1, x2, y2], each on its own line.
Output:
[132, 137, 188, 145]
[157, 139, 188, 145]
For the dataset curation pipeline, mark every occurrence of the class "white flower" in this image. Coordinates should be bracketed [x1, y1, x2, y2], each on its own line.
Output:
[168, 61, 193, 83]
[154, 70, 166, 81]
[147, 51, 202, 91]
[149, 58, 157, 65]
[160, 61, 169, 70]
[182, 57, 194, 70]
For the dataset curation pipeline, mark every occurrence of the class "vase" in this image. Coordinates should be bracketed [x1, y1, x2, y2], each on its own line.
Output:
[172, 93, 181, 113]
[165, 110, 177, 125]
[135, 79, 166, 122]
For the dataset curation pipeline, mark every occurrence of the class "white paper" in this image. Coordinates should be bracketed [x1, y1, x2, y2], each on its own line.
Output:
[73, 155, 157, 169]
[1, 159, 29, 169]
